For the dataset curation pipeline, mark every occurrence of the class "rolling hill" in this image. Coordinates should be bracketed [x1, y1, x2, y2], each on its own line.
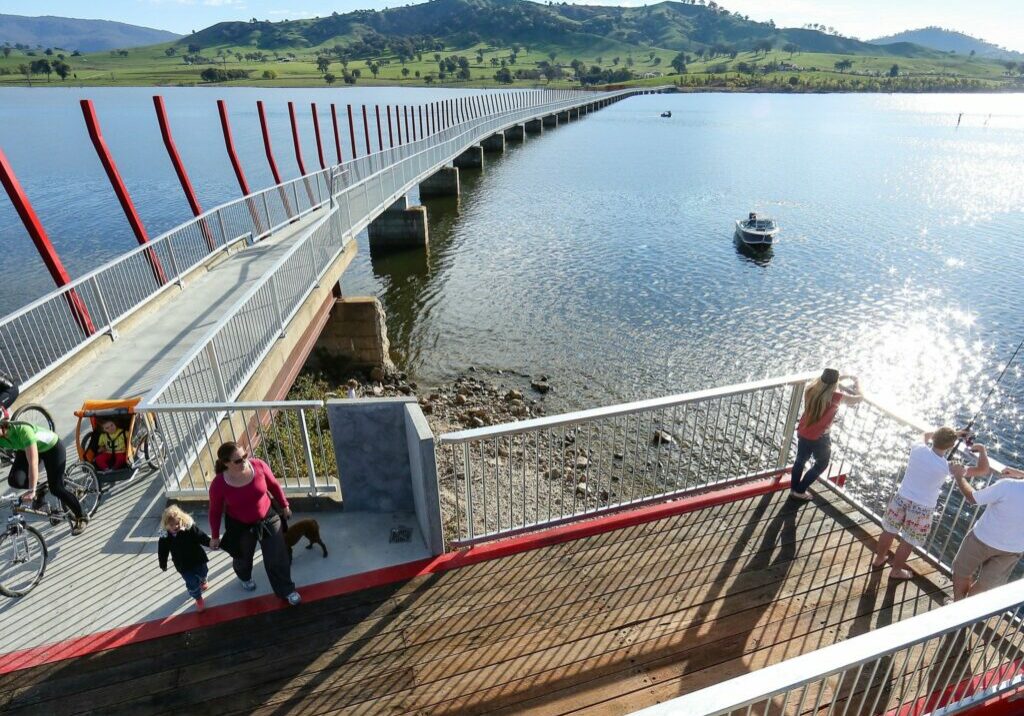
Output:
[0, 14, 179, 53]
[871, 27, 1023, 61]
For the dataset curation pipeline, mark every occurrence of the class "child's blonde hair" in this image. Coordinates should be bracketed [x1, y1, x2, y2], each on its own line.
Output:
[346, 378, 359, 389]
[161, 504, 194, 531]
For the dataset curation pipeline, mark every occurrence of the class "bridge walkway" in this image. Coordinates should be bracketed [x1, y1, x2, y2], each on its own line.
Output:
[28, 208, 326, 447]
[0, 486, 970, 716]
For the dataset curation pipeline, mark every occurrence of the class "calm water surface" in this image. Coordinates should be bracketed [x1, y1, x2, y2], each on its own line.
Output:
[2, 89, 1024, 461]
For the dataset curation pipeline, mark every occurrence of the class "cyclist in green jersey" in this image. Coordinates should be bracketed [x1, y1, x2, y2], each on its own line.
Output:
[0, 418, 87, 535]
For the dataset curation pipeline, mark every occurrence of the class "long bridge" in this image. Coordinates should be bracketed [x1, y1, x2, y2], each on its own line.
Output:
[1, 87, 1022, 715]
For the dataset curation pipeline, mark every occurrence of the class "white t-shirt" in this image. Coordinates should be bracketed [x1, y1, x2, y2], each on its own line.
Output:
[897, 444, 950, 508]
[972, 478, 1024, 553]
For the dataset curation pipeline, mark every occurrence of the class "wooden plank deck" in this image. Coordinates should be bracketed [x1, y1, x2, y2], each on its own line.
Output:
[0, 486, 981, 716]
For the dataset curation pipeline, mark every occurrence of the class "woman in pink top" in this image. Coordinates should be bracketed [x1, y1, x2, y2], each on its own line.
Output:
[790, 368, 863, 500]
[208, 442, 300, 605]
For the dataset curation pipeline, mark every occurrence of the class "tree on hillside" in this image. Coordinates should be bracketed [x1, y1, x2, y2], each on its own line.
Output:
[889, 64, 900, 77]
[17, 63, 31, 85]
[612, 56, 619, 65]
[494, 67, 513, 84]
[783, 43, 798, 58]
[548, 51, 557, 63]
[53, 60, 70, 81]
[834, 59, 853, 73]
[165, 47, 177, 57]
[402, 67, 410, 78]
[317, 56, 331, 74]
[324, 73, 336, 85]
[30, 59, 52, 82]
[188, 43, 201, 54]
[370, 62, 380, 78]
[671, 52, 687, 74]
[2, 47, 10, 59]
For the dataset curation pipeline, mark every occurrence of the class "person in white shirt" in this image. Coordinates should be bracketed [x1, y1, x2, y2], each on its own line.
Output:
[951, 465, 1024, 600]
[871, 428, 989, 580]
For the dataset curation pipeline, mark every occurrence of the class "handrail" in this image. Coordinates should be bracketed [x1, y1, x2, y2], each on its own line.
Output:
[440, 372, 817, 443]
[631, 578, 1024, 716]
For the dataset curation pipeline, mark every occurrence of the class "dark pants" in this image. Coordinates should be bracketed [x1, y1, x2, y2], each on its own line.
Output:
[225, 512, 295, 598]
[791, 434, 831, 495]
[180, 564, 209, 600]
[7, 439, 84, 520]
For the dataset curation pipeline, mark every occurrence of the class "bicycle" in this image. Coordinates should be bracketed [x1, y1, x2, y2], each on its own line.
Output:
[0, 494, 48, 598]
[0, 403, 56, 469]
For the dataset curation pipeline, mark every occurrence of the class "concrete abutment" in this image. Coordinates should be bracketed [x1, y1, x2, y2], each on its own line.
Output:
[481, 133, 506, 153]
[418, 165, 460, 199]
[453, 144, 484, 169]
[367, 196, 429, 253]
[524, 118, 543, 134]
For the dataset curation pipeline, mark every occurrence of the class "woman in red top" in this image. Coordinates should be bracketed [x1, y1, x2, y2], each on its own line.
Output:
[790, 368, 862, 500]
[208, 442, 301, 605]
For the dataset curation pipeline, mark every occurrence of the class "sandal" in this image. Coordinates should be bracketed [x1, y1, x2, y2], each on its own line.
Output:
[890, 568, 914, 580]
[870, 555, 890, 569]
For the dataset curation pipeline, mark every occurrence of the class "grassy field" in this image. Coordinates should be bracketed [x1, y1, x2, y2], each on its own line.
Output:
[0, 40, 1019, 91]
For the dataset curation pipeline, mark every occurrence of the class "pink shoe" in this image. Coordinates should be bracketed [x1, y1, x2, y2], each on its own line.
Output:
[195, 597, 205, 612]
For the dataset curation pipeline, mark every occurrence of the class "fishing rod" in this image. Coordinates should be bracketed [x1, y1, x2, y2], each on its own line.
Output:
[948, 335, 1024, 458]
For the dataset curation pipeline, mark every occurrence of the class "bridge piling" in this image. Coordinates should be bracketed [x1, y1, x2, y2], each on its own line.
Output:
[542, 114, 558, 128]
[481, 133, 506, 153]
[367, 196, 429, 253]
[453, 145, 484, 169]
[524, 118, 544, 135]
[419, 166, 460, 199]
[557, 110, 570, 123]
[504, 124, 526, 142]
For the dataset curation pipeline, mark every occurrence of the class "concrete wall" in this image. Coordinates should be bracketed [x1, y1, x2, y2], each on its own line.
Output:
[328, 398, 444, 555]
[404, 404, 444, 555]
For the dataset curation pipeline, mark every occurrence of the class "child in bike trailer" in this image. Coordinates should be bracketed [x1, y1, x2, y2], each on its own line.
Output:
[158, 505, 212, 611]
[95, 418, 128, 472]
[0, 417, 88, 535]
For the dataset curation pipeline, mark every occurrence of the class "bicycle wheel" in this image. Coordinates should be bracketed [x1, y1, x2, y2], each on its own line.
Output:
[0, 524, 48, 598]
[65, 463, 101, 518]
[135, 428, 167, 470]
[12, 404, 55, 431]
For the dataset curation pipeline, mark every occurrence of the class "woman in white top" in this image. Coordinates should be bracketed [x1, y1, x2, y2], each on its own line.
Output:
[871, 427, 989, 580]
[951, 465, 1024, 600]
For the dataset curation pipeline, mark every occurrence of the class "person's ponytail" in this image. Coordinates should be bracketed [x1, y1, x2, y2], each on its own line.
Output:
[215, 442, 239, 474]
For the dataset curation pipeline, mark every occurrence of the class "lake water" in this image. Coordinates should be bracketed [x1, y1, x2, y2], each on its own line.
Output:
[3, 88, 1024, 460]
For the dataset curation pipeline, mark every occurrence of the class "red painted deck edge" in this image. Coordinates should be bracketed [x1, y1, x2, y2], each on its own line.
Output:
[0, 472, 797, 675]
[886, 660, 1023, 716]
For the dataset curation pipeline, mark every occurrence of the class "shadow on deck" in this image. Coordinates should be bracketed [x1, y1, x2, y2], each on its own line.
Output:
[0, 485, 965, 715]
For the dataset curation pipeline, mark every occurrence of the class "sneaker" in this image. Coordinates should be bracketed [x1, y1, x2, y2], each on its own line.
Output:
[195, 597, 205, 612]
[201, 580, 210, 592]
[70, 519, 87, 536]
[240, 579, 257, 591]
[286, 591, 301, 606]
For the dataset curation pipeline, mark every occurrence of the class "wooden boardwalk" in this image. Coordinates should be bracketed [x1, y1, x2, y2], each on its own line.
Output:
[0, 487, 976, 715]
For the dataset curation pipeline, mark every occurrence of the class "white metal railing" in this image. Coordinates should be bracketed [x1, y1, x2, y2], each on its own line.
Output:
[135, 88, 650, 493]
[0, 168, 333, 392]
[632, 578, 1024, 716]
[2, 87, 654, 397]
[142, 401, 336, 496]
[439, 373, 812, 547]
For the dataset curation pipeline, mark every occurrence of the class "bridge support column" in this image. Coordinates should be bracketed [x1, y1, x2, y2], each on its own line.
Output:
[524, 118, 543, 135]
[368, 196, 428, 253]
[543, 114, 558, 128]
[419, 165, 460, 199]
[557, 110, 569, 123]
[504, 124, 525, 141]
[313, 296, 397, 376]
[453, 144, 484, 169]
[481, 133, 505, 153]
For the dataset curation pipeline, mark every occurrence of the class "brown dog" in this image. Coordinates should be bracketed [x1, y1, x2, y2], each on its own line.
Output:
[285, 518, 328, 559]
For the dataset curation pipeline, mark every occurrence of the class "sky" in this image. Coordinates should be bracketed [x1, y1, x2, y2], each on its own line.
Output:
[6, 0, 1024, 52]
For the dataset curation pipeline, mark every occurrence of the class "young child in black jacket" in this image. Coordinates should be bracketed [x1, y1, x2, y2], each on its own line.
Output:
[158, 505, 212, 611]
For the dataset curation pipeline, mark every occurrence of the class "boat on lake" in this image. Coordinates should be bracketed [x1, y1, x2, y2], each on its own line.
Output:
[661, 110, 672, 117]
[735, 212, 779, 247]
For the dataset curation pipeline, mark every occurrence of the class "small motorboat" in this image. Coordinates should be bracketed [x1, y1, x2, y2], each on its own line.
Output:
[660, 111, 672, 118]
[735, 212, 778, 247]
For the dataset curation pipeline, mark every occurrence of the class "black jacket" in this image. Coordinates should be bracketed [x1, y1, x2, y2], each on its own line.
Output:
[158, 524, 211, 573]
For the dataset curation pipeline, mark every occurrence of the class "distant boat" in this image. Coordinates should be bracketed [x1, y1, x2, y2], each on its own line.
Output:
[735, 212, 779, 247]
[660, 111, 672, 118]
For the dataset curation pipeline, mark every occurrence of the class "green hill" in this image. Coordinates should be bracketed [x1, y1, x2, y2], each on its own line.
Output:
[0, 0, 1019, 92]
[0, 13, 179, 53]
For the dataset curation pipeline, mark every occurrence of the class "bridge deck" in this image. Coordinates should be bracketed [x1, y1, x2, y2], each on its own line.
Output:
[0, 486, 985, 716]
[32, 207, 328, 446]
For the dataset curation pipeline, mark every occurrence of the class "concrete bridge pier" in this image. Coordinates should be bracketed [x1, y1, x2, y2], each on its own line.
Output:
[557, 110, 570, 123]
[453, 144, 484, 169]
[542, 114, 558, 128]
[419, 165, 460, 199]
[504, 124, 526, 141]
[524, 118, 543, 135]
[367, 196, 429, 253]
[481, 133, 506, 153]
